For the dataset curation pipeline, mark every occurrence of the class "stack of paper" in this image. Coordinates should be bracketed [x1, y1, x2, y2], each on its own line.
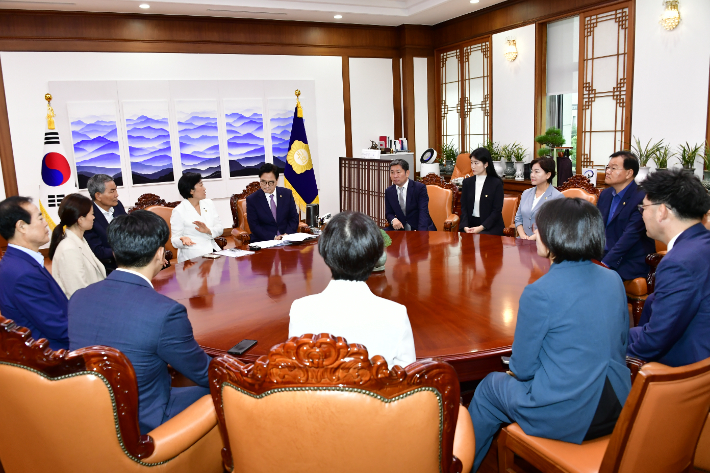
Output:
[248, 240, 288, 249]
[282, 233, 317, 243]
[215, 248, 255, 258]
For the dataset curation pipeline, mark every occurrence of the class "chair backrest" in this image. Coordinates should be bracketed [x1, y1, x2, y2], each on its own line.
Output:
[502, 195, 520, 231]
[561, 187, 598, 205]
[426, 185, 453, 232]
[655, 240, 667, 253]
[451, 153, 472, 180]
[237, 199, 250, 234]
[599, 357, 710, 473]
[210, 334, 462, 473]
[557, 174, 601, 205]
[0, 315, 156, 472]
[229, 181, 261, 228]
[145, 205, 177, 255]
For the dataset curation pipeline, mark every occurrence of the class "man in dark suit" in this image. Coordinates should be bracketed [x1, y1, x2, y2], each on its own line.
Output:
[597, 151, 655, 280]
[0, 196, 68, 349]
[246, 163, 300, 243]
[628, 169, 710, 367]
[69, 210, 210, 434]
[84, 174, 127, 274]
[384, 159, 436, 231]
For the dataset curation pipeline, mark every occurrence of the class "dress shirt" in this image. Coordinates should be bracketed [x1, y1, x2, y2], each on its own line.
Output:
[170, 199, 223, 264]
[99, 205, 115, 224]
[8, 244, 45, 267]
[264, 190, 277, 208]
[289, 279, 416, 368]
[472, 175, 487, 217]
[666, 231, 683, 252]
[531, 192, 543, 211]
[397, 179, 409, 211]
[115, 268, 154, 288]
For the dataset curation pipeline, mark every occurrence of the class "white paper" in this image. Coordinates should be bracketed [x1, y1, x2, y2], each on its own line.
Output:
[215, 248, 255, 258]
[281, 233, 317, 242]
[361, 149, 381, 159]
[248, 240, 288, 249]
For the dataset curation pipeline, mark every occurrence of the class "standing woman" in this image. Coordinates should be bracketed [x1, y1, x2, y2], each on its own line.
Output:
[171, 172, 223, 263]
[49, 193, 106, 298]
[514, 157, 564, 239]
[459, 147, 505, 235]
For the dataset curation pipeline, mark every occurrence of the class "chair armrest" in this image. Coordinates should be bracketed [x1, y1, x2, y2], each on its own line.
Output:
[215, 236, 227, 250]
[298, 222, 313, 234]
[626, 356, 646, 384]
[231, 228, 250, 245]
[443, 215, 460, 232]
[164, 249, 174, 264]
[144, 395, 217, 464]
[452, 404, 474, 473]
[645, 252, 665, 293]
[502, 228, 516, 237]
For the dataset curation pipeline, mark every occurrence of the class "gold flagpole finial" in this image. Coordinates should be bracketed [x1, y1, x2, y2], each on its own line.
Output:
[45, 93, 56, 130]
[295, 89, 303, 118]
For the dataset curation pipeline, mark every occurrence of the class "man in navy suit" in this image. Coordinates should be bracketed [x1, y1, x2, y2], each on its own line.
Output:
[384, 159, 436, 231]
[246, 163, 300, 242]
[69, 210, 210, 434]
[597, 151, 655, 280]
[0, 196, 68, 349]
[628, 169, 710, 367]
[84, 174, 127, 274]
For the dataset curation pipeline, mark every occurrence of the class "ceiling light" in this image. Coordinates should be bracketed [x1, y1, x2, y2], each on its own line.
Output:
[139, 3, 150, 9]
[470, 0, 480, 3]
[334, 14, 342, 19]
[660, 0, 681, 31]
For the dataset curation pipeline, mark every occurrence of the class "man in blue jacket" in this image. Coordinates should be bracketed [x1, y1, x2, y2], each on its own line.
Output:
[597, 151, 655, 280]
[628, 169, 710, 367]
[69, 210, 210, 434]
[83, 174, 127, 274]
[246, 163, 300, 242]
[384, 159, 436, 231]
[0, 196, 69, 350]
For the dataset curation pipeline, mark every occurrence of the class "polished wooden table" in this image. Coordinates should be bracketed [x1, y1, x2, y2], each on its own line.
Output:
[154, 232, 550, 382]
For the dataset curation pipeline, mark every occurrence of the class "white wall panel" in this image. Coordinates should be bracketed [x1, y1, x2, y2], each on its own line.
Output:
[349, 57, 394, 158]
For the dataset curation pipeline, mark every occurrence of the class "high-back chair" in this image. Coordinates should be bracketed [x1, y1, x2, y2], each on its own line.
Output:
[421, 173, 460, 232]
[502, 194, 520, 237]
[209, 333, 474, 473]
[557, 174, 601, 205]
[451, 153, 472, 180]
[498, 356, 710, 473]
[0, 315, 223, 473]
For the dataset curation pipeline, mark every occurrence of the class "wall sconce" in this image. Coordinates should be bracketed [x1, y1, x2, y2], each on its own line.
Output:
[504, 38, 518, 62]
[660, 0, 681, 31]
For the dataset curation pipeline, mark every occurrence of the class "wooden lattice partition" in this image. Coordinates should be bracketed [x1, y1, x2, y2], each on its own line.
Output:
[339, 157, 394, 228]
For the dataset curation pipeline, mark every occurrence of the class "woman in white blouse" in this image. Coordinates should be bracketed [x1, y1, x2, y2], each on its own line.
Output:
[49, 193, 106, 298]
[514, 158, 564, 240]
[170, 172, 223, 263]
[458, 148, 505, 235]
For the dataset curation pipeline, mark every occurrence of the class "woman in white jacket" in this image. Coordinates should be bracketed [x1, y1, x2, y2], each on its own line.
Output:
[170, 172, 223, 263]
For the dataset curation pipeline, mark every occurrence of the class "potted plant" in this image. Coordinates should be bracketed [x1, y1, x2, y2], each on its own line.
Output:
[484, 140, 504, 176]
[500, 143, 516, 179]
[511, 143, 528, 181]
[653, 144, 673, 171]
[535, 127, 566, 159]
[678, 142, 703, 171]
[630, 136, 662, 182]
[441, 140, 458, 175]
[373, 229, 392, 272]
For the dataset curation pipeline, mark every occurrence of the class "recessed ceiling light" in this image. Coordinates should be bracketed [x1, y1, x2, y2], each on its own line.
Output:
[470, 0, 480, 3]
[334, 14, 342, 19]
[139, 3, 150, 8]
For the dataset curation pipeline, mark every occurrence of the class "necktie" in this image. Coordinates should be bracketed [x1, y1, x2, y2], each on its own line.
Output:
[270, 194, 280, 236]
[398, 186, 406, 215]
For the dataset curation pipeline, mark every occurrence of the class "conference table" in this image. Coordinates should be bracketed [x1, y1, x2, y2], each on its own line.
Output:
[153, 231, 551, 382]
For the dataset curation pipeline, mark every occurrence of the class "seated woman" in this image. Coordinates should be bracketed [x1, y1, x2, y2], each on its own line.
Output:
[170, 172, 223, 263]
[459, 147, 504, 235]
[514, 157, 564, 239]
[288, 211, 416, 368]
[467, 198, 632, 472]
[49, 193, 106, 298]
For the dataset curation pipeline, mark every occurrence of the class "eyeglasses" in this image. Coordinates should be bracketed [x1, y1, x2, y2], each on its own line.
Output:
[605, 166, 623, 172]
[259, 180, 276, 186]
[637, 203, 662, 214]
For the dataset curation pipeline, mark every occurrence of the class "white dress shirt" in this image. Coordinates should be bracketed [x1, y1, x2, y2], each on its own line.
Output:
[170, 199, 223, 263]
[98, 205, 115, 224]
[531, 192, 543, 211]
[472, 174, 487, 218]
[264, 190, 277, 209]
[289, 279, 416, 368]
[666, 230, 684, 252]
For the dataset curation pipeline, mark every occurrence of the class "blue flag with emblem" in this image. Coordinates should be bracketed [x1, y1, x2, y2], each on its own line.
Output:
[284, 90, 319, 213]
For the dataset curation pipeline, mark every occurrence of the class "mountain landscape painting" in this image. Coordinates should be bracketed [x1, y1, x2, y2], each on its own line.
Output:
[122, 100, 175, 185]
[268, 99, 296, 172]
[175, 100, 222, 179]
[223, 99, 265, 177]
[67, 101, 123, 189]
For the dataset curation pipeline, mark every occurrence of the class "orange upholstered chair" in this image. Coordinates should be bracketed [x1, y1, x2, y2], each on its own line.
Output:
[498, 356, 710, 473]
[209, 333, 474, 473]
[0, 315, 223, 473]
[421, 174, 460, 232]
[557, 174, 601, 205]
[502, 194, 520, 237]
[451, 153, 472, 180]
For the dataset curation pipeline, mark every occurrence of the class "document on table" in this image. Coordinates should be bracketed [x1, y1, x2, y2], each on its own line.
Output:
[248, 239, 288, 249]
[214, 248, 255, 258]
[281, 233, 317, 242]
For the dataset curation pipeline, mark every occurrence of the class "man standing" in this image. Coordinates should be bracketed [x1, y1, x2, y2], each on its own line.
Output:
[597, 151, 655, 280]
[246, 163, 300, 242]
[69, 210, 211, 434]
[0, 196, 68, 349]
[84, 174, 127, 274]
[628, 169, 710, 366]
[384, 159, 436, 231]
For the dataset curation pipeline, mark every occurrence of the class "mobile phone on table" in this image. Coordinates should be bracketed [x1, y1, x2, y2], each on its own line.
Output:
[228, 339, 257, 356]
[202, 253, 220, 259]
[501, 356, 511, 365]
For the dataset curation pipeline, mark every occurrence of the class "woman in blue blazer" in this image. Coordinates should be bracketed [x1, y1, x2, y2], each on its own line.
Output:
[467, 198, 632, 472]
[514, 157, 564, 239]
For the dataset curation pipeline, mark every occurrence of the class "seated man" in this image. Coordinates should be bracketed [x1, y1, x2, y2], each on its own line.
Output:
[246, 163, 299, 242]
[628, 169, 710, 367]
[289, 211, 416, 368]
[597, 151, 655, 280]
[0, 196, 69, 350]
[69, 210, 210, 434]
[83, 174, 127, 274]
[385, 159, 436, 231]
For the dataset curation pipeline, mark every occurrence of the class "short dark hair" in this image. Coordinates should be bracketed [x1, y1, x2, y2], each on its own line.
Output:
[87, 174, 114, 201]
[470, 147, 501, 179]
[318, 211, 384, 281]
[389, 159, 409, 172]
[108, 210, 169, 268]
[49, 194, 94, 260]
[610, 150, 640, 177]
[531, 157, 556, 184]
[0, 196, 33, 240]
[640, 169, 710, 221]
[535, 198, 604, 263]
[177, 172, 202, 199]
[258, 163, 280, 180]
